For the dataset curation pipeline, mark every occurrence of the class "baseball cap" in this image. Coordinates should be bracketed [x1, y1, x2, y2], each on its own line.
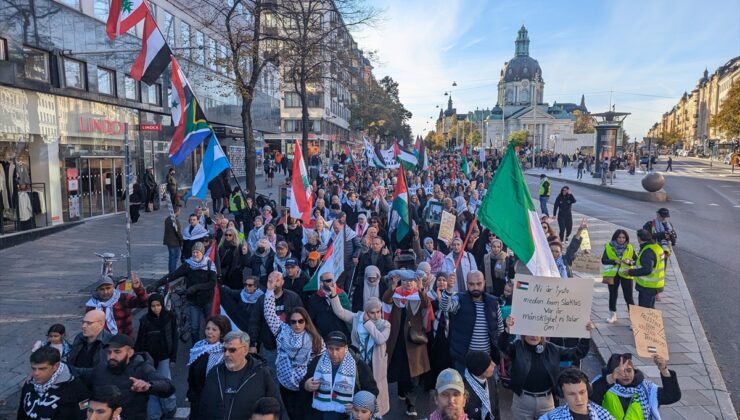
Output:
[104, 334, 135, 349]
[308, 251, 321, 261]
[285, 258, 299, 267]
[436, 368, 465, 394]
[276, 241, 289, 249]
[657, 208, 670, 217]
[95, 276, 115, 289]
[325, 331, 348, 347]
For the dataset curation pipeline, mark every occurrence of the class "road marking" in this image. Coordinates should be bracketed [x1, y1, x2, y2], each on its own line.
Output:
[708, 203, 719, 206]
[708, 185, 740, 207]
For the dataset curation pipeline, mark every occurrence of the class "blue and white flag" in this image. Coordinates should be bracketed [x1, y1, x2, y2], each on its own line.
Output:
[185, 133, 231, 200]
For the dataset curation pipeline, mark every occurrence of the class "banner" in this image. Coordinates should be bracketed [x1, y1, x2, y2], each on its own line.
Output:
[510, 275, 594, 338]
[379, 146, 400, 169]
[437, 211, 456, 243]
[629, 305, 669, 360]
[571, 253, 601, 273]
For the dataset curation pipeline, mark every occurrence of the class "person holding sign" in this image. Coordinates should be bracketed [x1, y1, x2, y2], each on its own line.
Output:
[601, 229, 636, 324]
[590, 353, 681, 420]
[499, 316, 595, 419]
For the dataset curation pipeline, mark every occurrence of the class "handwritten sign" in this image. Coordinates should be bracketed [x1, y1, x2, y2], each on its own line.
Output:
[572, 253, 602, 273]
[629, 305, 669, 360]
[579, 229, 592, 252]
[437, 211, 456, 243]
[510, 275, 594, 338]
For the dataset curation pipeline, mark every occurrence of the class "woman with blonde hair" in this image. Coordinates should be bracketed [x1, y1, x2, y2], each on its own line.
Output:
[218, 227, 243, 289]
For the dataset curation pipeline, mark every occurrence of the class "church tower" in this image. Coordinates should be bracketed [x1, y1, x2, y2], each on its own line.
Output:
[515, 25, 530, 57]
[497, 25, 544, 107]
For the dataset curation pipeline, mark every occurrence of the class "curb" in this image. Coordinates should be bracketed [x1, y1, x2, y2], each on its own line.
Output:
[525, 172, 669, 202]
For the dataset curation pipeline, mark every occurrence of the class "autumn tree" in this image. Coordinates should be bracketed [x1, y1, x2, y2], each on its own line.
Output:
[655, 129, 682, 147]
[710, 81, 740, 139]
[509, 129, 529, 147]
[573, 110, 595, 134]
[350, 75, 412, 141]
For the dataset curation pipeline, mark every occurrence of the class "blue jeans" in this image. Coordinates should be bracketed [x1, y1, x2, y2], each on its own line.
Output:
[577, 168, 583, 179]
[147, 359, 177, 419]
[188, 302, 212, 342]
[539, 196, 549, 216]
[167, 246, 180, 273]
[638, 288, 658, 309]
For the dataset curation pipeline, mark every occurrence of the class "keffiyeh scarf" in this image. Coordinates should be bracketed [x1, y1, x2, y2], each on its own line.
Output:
[610, 380, 661, 420]
[464, 369, 491, 420]
[240, 288, 264, 304]
[86, 289, 121, 334]
[311, 351, 357, 413]
[185, 256, 217, 271]
[188, 340, 224, 374]
[390, 286, 421, 315]
[32, 362, 68, 397]
[541, 402, 615, 420]
[183, 223, 208, 240]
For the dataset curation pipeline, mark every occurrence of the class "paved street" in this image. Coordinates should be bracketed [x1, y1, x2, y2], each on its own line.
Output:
[527, 156, 740, 412]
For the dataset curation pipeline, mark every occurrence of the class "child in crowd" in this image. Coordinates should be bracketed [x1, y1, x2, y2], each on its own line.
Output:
[32, 324, 71, 361]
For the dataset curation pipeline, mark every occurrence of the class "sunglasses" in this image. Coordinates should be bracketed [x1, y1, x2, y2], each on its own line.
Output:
[224, 346, 245, 354]
[244, 283, 256, 288]
[321, 279, 333, 283]
[290, 319, 306, 325]
[225, 234, 234, 237]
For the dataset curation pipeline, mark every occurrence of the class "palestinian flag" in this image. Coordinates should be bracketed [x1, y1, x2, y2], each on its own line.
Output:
[461, 142, 470, 177]
[289, 139, 313, 224]
[516, 281, 529, 290]
[414, 135, 428, 171]
[345, 145, 359, 173]
[390, 167, 410, 242]
[364, 138, 386, 168]
[130, 12, 171, 85]
[477, 144, 560, 277]
[106, 0, 148, 39]
[393, 140, 417, 171]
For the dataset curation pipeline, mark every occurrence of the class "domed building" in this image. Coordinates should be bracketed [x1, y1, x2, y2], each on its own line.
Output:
[498, 26, 545, 107]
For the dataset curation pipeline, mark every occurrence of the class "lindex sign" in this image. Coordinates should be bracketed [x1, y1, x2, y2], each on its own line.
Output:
[139, 123, 162, 131]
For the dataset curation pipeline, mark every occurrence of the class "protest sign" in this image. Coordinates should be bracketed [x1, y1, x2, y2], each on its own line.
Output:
[425, 202, 443, 224]
[579, 229, 592, 252]
[437, 211, 456, 243]
[572, 253, 601, 273]
[629, 305, 669, 360]
[510, 275, 594, 338]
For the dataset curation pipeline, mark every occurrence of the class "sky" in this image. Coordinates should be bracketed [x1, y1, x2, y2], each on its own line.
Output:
[354, 0, 740, 140]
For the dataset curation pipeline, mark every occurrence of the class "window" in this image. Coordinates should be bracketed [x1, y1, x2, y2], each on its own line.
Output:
[149, 3, 157, 19]
[57, 0, 80, 9]
[63, 58, 86, 90]
[283, 119, 320, 133]
[142, 83, 161, 106]
[93, 0, 109, 21]
[0, 38, 7, 61]
[97, 67, 115, 96]
[284, 92, 301, 108]
[163, 12, 176, 47]
[218, 44, 228, 74]
[23, 46, 50, 82]
[194, 31, 205, 64]
[124, 75, 139, 101]
[208, 38, 217, 70]
[180, 22, 191, 50]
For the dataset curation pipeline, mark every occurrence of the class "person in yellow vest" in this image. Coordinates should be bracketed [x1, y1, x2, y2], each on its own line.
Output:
[591, 353, 681, 420]
[624, 230, 665, 309]
[229, 186, 247, 228]
[601, 229, 636, 324]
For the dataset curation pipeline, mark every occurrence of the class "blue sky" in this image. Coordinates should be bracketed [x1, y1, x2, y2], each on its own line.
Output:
[355, 0, 740, 140]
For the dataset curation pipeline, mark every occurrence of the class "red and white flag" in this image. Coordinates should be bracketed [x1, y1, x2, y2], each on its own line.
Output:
[131, 12, 171, 85]
[289, 139, 313, 225]
[106, 0, 149, 39]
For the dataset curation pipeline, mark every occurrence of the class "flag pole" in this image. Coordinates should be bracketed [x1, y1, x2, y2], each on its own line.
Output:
[454, 215, 478, 270]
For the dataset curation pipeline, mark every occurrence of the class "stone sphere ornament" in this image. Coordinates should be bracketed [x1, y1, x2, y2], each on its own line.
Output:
[642, 172, 665, 192]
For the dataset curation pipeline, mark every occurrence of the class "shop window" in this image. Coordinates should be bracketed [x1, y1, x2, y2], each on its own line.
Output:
[0, 38, 6, 61]
[142, 82, 162, 106]
[63, 58, 87, 90]
[97, 67, 115, 96]
[22, 46, 50, 82]
[93, 0, 109, 21]
[124, 74, 139, 101]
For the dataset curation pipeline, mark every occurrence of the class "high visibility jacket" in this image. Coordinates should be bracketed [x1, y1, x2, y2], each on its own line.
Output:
[538, 179, 550, 197]
[602, 390, 646, 420]
[602, 243, 635, 279]
[229, 192, 246, 212]
[634, 243, 665, 289]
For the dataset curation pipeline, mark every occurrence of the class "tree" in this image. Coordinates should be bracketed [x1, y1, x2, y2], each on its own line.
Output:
[509, 129, 529, 147]
[710, 81, 740, 139]
[573, 110, 595, 134]
[426, 130, 446, 150]
[655, 129, 682, 147]
[350, 75, 412, 141]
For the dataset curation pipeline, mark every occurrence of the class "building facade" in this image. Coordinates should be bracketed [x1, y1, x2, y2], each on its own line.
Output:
[0, 0, 280, 237]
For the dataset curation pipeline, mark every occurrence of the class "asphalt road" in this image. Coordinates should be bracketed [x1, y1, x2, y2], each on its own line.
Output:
[528, 156, 740, 409]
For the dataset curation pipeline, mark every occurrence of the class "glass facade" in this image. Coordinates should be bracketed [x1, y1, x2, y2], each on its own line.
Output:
[23, 46, 50, 82]
[97, 67, 115, 96]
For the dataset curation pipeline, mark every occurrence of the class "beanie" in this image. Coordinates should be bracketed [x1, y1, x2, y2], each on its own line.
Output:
[352, 390, 376, 413]
[465, 350, 493, 377]
[192, 241, 206, 254]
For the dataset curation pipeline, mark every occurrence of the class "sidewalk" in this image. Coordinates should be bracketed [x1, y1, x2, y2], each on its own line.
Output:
[0, 173, 280, 412]
[526, 166, 668, 202]
[570, 212, 736, 419]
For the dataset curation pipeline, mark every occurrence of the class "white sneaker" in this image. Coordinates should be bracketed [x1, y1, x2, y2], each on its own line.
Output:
[607, 311, 617, 324]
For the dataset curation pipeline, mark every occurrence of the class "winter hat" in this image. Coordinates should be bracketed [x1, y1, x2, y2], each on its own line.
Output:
[465, 350, 493, 377]
[148, 293, 165, 307]
[192, 241, 206, 254]
[352, 390, 376, 413]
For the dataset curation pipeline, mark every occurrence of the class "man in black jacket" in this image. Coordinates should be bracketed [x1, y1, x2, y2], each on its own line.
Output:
[199, 331, 285, 420]
[463, 350, 498, 420]
[78, 334, 175, 420]
[18, 347, 89, 420]
[67, 310, 112, 373]
[283, 258, 309, 302]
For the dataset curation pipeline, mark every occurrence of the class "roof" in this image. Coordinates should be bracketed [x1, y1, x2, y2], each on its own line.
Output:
[502, 56, 543, 83]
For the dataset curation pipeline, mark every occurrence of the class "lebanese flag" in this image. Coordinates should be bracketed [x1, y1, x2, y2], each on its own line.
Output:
[106, 0, 149, 39]
[131, 13, 171, 85]
[289, 139, 313, 224]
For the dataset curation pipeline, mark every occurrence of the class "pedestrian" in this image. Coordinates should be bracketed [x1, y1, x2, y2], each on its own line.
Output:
[600, 158, 609, 185]
[67, 310, 112, 372]
[77, 334, 175, 420]
[208, 169, 227, 215]
[181, 213, 209, 262]
[463, 350, 499, 420]
[134, 294, 178, 419]
[549, 219, 587, 278]
[85, 273, 148, 338]
[608, 157, 617, 184]
[218, 275, 263, 333]
[263, 276, 324, 420]
[31, 323, 71, 362]
[163, 205, 183, 273]
[601, 229, 636, 324]
[187, 315, 232, 419]
[577, 156, 585, 179]
[353, 237, 393, 295]
[85, 385, 124, 420]
[306, 271, 352, 338]
[624, 229, 665, 309]
[283, 257, 310, 301]
[538, 174, 551, 216]
[442, 238, 478, 293]
[539, 368, 615, 420]
[666, 156, 673, 171]
[229, 186, 247, 226]
[302, 331, 379, 419]
[428, 368, 469, 420]
[422, 237, 446, 274]
[219, 227, 244, 289]
[129, 179, 144, 223]
[166, 167, 178, 206]
[643, 208, 677, 256]
[591, 353, 681, 419]
[250, 397, 282, 420]
[423, 273, 452, 391]
[556, 155, 563, 174]
[17, 346, 89, 420]
[199, 331, 286, 420]
[553, 186, 576, 243]
[266, 157, 275, 187]
[330, 295, 391, 417]
[144, 168, 157, 212]
[350, 391, 381, 420]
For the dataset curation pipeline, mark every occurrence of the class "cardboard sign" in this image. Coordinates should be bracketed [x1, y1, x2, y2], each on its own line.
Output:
[579, 229, 592, 252]
[629, 305, 669, 360]
[572, 253, 602, 273]
[437, 211, 456, 243]
[510, 275, 594, 338]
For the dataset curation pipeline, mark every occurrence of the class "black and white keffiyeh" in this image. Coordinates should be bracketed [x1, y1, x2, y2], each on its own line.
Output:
[188, 340, 224, 374]
[539, 402, 615, 420]
[464, 369, 491, 420]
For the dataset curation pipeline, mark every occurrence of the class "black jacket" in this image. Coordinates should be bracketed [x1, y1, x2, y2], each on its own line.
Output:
[67, 330, 113, 373]
[553, 194, 576, 217]
[244, 251, 276, 287]
[306, 292, 351, 339]
[17, 366, 88, 420]
[199, 356, 285, 420]
[80, 353, 175, 420]
[219, 243, 243, 290]
[154, 262, 216, 307]
[447, 292, 503, 363]
[591, 368, 681, 410]
[248, 289, 303, 350]
[135, 310, 178, 363]
[284, 272, 310, 303]
[464, 375, 499, 420]
[219, 286, 260, 332]
[356, 251, 394, 280]
[498, 331, 589, 396]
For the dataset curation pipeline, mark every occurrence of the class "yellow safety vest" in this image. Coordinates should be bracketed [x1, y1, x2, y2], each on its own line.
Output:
[634, 243, 665, 289]
[602, 243, 635, 279]
[602, 390, 645, 420]
[229, 193, 246, 212]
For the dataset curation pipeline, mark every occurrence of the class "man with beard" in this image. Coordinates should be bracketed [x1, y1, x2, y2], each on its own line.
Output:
[79, 334, 175, 420]
[86, 385, 124, 420]
[440, 271, 504, 377]
[429, 369, 469, 420]
[199, 331, 284, 419]
[18, 347, 89, 420]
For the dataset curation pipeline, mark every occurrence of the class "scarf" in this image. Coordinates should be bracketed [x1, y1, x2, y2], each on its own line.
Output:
[32, 362, 67, 397]
[183, 223, 208, 240]
[429, 411, 468, 420]
[312, 351, 357, 413]
[555, 255, 568, 278]
[464, 369, 491, 420]
[610, 380, 661, 420]
[484, 251, 507, 283]
[240, 288, 264, 304]
[185, 256, 216, 271]
[188, 340, 224, 374]
[353, 313, 387, 364]
[86, 289, 121, 334]
[390, 286, 421, 315]
[609, 240, 628, 258]
[275, 326, 318, 391]
[653, 218, 672, 234]
[542, 402, 616, 420]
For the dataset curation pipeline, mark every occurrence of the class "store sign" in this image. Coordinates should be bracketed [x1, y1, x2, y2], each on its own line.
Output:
[79, 117, 126, 135]
[140, 123, 162, 132]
